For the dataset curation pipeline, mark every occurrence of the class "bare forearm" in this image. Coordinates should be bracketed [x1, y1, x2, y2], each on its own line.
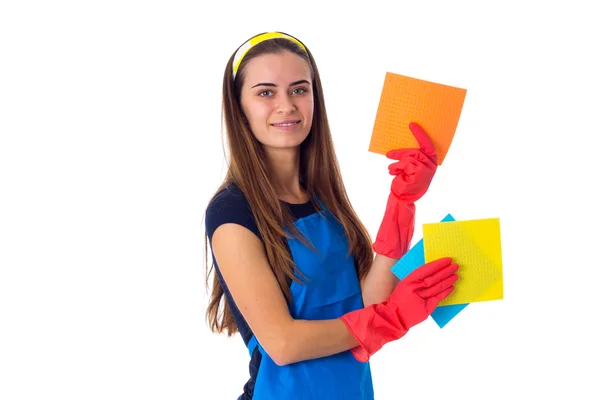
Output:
[361, 254, 400, 307]
[277, 318, 359, 366]
[276, 254, 400, 365]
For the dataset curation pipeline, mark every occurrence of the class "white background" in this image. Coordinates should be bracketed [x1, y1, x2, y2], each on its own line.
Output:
[1, 0, 599, 399]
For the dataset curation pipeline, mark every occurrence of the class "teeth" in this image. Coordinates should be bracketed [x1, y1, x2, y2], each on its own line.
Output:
[274, 122, 297, 126]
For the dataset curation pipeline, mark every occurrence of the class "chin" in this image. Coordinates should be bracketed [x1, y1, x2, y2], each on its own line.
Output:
[260, 130, 311, 149]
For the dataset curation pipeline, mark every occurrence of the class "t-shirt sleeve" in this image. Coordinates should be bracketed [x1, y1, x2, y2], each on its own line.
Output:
[204, 185, 261, 242]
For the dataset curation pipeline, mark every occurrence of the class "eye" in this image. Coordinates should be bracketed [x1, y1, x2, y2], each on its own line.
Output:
[258, 90, 273, 97]
[292, 87, 308, 95]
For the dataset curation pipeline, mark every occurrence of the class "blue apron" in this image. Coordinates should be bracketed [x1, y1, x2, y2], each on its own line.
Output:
[245, 205, 374, 399]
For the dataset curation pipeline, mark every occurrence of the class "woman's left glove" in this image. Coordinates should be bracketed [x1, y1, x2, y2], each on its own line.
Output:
[387, 122, 438, 202]
[372, 122, 438, 259]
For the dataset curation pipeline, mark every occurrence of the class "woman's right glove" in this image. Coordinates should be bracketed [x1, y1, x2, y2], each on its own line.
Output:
[339, 257, 458, 362]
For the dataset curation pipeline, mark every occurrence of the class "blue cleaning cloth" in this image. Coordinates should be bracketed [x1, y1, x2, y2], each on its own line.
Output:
[390, 213, 468, 328]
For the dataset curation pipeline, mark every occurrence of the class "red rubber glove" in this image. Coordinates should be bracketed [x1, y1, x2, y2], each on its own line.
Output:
[372, 122, 438, 258]
[387, 122, 438, 202]
[340, 257, 458, 362]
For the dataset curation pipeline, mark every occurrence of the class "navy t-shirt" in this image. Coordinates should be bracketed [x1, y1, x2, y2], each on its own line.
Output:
[204, 183, 317, 399]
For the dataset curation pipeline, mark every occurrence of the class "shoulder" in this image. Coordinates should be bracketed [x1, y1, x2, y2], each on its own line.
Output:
[205, 183, 260, 241]
[206, 183, 250, 217]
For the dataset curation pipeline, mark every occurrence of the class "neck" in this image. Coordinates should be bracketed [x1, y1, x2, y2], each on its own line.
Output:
[264, 146, 307, 203]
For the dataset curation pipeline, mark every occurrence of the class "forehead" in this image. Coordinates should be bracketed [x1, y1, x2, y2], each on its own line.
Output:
[242, 51, 311, 85]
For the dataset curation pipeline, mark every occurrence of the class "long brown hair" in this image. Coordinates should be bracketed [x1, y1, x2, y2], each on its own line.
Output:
[205, 32, 374, 336]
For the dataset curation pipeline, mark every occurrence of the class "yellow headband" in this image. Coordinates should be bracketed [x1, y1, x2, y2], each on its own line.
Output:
[232, 32, 307, 79]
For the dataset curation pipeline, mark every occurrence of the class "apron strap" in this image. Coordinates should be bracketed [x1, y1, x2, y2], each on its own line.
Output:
[247, 334, 259, 357]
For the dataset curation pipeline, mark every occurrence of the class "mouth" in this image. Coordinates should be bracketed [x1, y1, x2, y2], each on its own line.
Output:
[271, 120, 301, 128]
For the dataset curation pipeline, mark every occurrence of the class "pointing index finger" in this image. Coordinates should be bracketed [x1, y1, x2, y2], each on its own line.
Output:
[409, 122, 437, 159]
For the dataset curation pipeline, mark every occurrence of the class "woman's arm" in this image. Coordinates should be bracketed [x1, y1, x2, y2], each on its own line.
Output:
[211, 223, 359, 366]
[360, 254, 400, 307]
[362, 122, 439, 305]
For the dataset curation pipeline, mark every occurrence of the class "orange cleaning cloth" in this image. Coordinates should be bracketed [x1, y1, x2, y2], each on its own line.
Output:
[368, 72, 467, 165]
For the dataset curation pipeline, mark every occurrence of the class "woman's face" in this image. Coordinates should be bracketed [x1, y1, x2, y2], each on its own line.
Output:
[239, 50, 314, 152]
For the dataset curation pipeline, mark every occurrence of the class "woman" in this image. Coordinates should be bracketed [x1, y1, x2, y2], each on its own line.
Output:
[204, 31, 459, 399]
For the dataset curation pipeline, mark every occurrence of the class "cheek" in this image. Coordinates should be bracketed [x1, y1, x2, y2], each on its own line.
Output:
[246, 102, 271, 126]
[303, 97, 315, 120]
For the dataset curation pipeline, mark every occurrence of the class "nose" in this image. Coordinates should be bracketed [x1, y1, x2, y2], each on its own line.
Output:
[276, 94, 296, 114]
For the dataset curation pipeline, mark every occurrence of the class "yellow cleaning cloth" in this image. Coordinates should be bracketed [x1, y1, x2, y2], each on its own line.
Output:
[423, 218, 503, 306]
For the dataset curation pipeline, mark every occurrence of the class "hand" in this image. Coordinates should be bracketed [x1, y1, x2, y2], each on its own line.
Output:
[372, 123, 438, 258]
[386, 256, 457, 328]
[386, 122, 438, 203]
[339, 257, 458, 362]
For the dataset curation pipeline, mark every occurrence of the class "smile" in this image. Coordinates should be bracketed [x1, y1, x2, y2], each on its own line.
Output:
[271, 120, 301, 127]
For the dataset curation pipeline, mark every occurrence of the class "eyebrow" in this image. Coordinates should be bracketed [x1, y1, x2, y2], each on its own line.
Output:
[251, 79, 310, 88]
